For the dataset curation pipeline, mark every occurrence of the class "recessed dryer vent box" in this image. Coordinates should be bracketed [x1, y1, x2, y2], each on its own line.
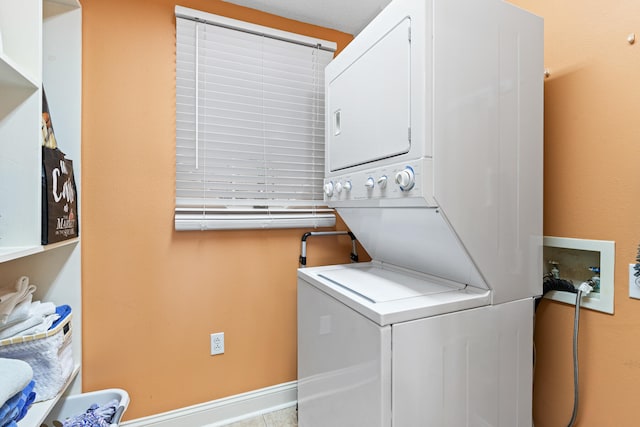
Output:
[543, 236, 615, 314]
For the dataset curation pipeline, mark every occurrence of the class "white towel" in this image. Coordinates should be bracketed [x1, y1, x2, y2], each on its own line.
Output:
[0, 358, 32, 405]
[0, 296, 33, 331]
[14, 313, 60, 337]
[0, 301, 57, 340]
[0, 277, 36, 324]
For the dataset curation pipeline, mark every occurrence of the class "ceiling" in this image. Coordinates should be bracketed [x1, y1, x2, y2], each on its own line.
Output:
[221, 0, 392, 35]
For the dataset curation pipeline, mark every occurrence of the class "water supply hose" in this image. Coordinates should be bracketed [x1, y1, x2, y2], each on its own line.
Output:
[566, 281, 593, 427]
[535, 277, 592, 427]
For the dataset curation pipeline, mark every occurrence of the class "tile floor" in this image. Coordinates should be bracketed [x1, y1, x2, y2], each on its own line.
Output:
[223, 406, 297, 427]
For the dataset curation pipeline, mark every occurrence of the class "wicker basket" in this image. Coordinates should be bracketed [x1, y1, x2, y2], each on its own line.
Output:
[0, 313, 73, 402]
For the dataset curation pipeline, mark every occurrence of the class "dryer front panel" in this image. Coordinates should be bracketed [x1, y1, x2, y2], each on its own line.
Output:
[327, 18, 411, 172]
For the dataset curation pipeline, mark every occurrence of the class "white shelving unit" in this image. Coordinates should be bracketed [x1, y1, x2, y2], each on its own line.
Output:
[0, 0, 82, 424]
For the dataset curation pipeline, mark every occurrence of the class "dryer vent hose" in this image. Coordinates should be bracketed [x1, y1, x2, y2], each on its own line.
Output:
[535, 276, 577, 311]
[543, 276, 577, 294]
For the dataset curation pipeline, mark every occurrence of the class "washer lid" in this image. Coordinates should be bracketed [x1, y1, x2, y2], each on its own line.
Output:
[299, 262, 492, 326]
[318, 265, 459, 303]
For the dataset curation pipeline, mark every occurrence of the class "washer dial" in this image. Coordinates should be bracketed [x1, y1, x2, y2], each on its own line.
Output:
[395, 167, 416, 191]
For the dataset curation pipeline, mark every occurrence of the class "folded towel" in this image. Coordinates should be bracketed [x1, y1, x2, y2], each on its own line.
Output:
[14, 312, 59, 337]
[0, 277, 36, 325]
[0, 297, 33, 331]
[0, 302, 57, 340]
[0, 395, 19, 427]
[0, 380, 36, 427]
[15, 380, 36, 421]
[0, 358, 32, 407]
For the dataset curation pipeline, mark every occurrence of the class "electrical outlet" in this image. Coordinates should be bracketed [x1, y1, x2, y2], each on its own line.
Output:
[210, 332, 224, 355]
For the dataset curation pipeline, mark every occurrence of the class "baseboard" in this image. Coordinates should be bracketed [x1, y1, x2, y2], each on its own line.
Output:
[121, 381, 297, 427]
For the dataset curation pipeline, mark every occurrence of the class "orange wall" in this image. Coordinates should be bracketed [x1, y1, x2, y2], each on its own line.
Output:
[80, 0, 354, 419]
[508, 0, 640, 425]
[83, 0, 640, 424]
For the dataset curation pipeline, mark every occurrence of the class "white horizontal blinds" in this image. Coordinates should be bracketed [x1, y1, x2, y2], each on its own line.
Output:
[175, 12, 336, 230]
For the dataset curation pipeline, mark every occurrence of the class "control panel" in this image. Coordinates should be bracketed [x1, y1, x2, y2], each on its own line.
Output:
[324, 159, 435, 207]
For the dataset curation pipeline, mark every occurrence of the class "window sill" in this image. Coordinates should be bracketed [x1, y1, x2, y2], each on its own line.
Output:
[174, 212, 336, 231]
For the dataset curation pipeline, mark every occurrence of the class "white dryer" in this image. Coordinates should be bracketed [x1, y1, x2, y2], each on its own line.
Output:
[297, 0, 543, 425]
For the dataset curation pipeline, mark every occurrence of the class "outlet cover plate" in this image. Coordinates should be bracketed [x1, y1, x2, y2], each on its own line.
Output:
[210, 332, 224, 355]
[629, 264, 640, 299]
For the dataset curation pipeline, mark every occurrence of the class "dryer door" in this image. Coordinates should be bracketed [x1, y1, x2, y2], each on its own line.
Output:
[327, 18, 411, 172]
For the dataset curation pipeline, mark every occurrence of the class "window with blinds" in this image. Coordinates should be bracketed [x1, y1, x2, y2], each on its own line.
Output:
[174, 7, 337, 230]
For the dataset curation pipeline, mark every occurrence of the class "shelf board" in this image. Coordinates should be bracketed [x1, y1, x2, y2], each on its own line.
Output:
[45, 0, 81, 7]
[43, 0, 81, 19]
[0, 53, 38, 90]
[18, 364, 80, 427]
[0, 52, 38, 120]
[43, 237, 80, 252]
[0, 238, 79, 263]
[0, 246, 43, 263]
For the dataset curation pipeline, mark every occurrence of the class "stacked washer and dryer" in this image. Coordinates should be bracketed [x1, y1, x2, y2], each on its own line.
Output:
[297, 0, 543, 425]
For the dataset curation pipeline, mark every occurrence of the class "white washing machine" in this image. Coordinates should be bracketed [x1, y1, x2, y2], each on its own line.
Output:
[297, 0, 543, 425]
[298, 263, 534, 426]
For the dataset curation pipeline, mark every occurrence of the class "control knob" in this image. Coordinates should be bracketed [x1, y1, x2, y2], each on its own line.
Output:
[324, 181, 334, 197]
[395, 167, 416, 191]
[343, 181, 352, 192]
[365, 177, 375, 190]
[377, 175, 388, 189]
[335, 182, 343, 194]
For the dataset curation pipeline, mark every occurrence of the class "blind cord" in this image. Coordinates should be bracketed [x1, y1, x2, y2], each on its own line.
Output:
[311, 44, 319, 219]
[260, 34, 270, 218]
